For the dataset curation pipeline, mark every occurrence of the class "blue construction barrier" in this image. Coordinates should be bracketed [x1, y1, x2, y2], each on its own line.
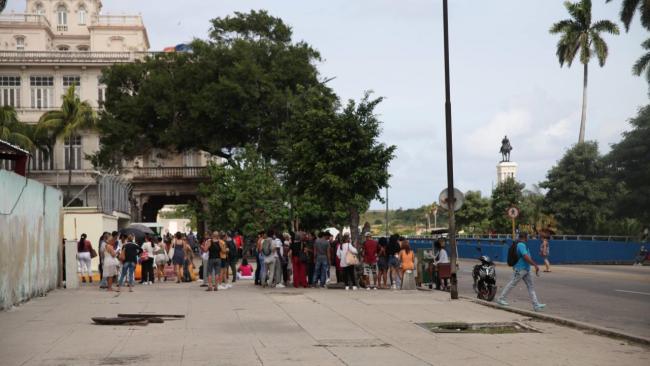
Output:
[407, 237, 645, 264]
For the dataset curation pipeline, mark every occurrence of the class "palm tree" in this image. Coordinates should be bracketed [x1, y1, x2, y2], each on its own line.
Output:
[634, 38, 650, 85]
[550, 0, 619, 143]
[37, 86, 95, 200]
[0, 106, 35, 151]
[606, 0, 650, 31]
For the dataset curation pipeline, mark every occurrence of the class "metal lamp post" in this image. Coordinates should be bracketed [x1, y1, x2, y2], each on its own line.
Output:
[442, 0, 459, 299]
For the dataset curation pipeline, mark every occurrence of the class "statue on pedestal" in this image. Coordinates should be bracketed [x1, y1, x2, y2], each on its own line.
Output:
[500, 136, 512, 162]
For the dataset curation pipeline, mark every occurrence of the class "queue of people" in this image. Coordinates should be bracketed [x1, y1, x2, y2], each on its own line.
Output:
[81, 228, 454, 293]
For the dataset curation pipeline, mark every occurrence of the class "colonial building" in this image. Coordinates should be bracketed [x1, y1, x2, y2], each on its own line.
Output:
[0, 0, 211, 226]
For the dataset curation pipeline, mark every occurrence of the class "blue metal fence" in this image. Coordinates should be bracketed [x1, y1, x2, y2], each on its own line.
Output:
[407, 237, 644, 264]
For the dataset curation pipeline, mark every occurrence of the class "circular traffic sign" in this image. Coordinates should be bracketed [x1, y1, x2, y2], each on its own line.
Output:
[507, 206, 520, 219]
[439, 188, 464, 211]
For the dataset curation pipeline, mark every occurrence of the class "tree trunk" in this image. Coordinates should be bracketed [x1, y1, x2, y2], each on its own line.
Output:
[67, 140, 73, 202]
[349, 207, 360, 245]
[578, 62, 588, 144]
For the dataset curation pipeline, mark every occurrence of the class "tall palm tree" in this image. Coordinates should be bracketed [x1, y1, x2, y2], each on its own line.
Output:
[606, 0, 650, 31]
[37, 86, 95, 200]
[634, 38, 650, 86]
[550, 0, 619, 143]
[0, 106, 35, 151]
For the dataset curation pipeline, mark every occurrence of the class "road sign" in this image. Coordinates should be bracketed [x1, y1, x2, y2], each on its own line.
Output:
[439, 188, 464, 211]
[507, 206, 520, 219]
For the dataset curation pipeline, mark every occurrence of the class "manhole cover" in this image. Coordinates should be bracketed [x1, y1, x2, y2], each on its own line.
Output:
[417, 322, 539, 334]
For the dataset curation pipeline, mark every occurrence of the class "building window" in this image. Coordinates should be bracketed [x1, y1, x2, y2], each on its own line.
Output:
[16, 36, 25, 51]
[57, 5, 68, 31]
[30, 76, 53, 109]
[0, 76, 21, 108]
[57, 45, 69, 51]
[64, 135, 82, 170]
[35, 3, 45, 15]
[63, 75, 81, 98]
[78, 6, 86, 25]
[31, 149, 54, 171]
[77, 45, 89, 51]
[97, 84, 106, 108]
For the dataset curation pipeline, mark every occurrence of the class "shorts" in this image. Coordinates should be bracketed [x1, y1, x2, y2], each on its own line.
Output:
[207, 258, 221, 276]
[363, 263, 378, 276]
[377, 257, 388, 270]
[388, 255, 399, 268]
[220, 259, 228, 268]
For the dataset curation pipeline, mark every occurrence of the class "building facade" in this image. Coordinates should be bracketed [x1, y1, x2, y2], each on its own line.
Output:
[0, 0, 211, 222]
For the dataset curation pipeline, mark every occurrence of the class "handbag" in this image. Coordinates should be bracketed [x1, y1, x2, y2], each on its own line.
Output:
[299, 242, 309, 264]
[119, 249, 126, 262]
[345, 245, 359, 266]
[89, 246, 97, 259]
[140, 249, 149, 261]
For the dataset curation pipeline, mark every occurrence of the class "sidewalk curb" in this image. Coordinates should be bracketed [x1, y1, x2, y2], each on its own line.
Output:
[460, 295, 650, 347]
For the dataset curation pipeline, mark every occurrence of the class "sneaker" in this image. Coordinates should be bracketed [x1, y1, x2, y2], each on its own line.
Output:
[345, 286, 350, 291]
[373, 287, 378, 290]
[534, 304, 546, 312]
[226, 283, 233, 289]
[276, 283, 285, 288]
[366, 287, 371, 291]
[218, 284, 227, 290]
[149, 281, 153, 285]
[352, 286, 358, 291]
[496, 299, 509, 306]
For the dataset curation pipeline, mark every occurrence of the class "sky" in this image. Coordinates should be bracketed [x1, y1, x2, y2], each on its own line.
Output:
[7, 0, 648, 210]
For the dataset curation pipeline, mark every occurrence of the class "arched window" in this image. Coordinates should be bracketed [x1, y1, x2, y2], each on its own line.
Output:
[78, 6, 86, 25]
[57, 45, 69, 51]
[77, 45, 89, 51]
[57, 5, 68, 31]
[35, 3, 45, 15]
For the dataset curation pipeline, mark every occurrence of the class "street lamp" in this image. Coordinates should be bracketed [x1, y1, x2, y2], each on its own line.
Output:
[442, 0, 459, 299]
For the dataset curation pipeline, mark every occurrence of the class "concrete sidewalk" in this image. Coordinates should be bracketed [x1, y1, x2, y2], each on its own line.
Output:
[0, 281, 648, 366]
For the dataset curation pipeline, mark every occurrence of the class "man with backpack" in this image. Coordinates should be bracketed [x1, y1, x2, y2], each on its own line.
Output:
[497, 232, 546, 311]
[262, 230, 276, 287]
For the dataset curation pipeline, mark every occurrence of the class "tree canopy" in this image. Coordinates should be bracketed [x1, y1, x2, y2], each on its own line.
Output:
[490, 178, 526, 233]
[606, 105, 650, 226]
[455, 191, 490, 234]
[93, 10, 322, 168]
[540, 142, 615, 234]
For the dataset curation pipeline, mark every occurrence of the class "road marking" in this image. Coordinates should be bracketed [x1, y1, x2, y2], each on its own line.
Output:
[615, 289, 650, 296]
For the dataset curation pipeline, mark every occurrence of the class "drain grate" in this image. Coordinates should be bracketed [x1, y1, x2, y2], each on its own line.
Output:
[315, 338, 390, 348]
[417, 321, 539, 334]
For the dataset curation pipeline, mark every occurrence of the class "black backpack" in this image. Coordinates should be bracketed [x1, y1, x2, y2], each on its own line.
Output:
[507, 242, 520, 267]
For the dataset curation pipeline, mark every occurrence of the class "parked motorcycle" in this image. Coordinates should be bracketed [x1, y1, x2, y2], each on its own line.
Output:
[472, 255, 497, 301]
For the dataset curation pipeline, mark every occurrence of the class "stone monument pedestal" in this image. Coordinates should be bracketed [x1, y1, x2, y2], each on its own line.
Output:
[497, 161, 518, 184]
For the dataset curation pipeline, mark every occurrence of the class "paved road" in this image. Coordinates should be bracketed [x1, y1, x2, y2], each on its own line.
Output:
[455, 260, 650, 338]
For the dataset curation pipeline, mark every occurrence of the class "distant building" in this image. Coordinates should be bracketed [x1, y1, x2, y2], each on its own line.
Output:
[0, 0, 215, 226]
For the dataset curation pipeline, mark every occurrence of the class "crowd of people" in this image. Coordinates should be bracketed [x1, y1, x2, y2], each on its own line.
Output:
[76, 227, 453, 293]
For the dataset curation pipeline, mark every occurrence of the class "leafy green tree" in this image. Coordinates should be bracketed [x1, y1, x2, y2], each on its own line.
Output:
[606, 0, 650, 31]
[37, 86, 95, 199]
[455, 191, 491, 234]
[550, 0, 619, 143]
[633, 38, 650, 88]
[93, 10, 322, 168]
[0, 106, 35, 151]
[283, 92, 395, 244]
[606, 105, 650, 227]
[199, 146, 288, 238]
[540, 142, 615, 234]
[490, 178, 525, 233]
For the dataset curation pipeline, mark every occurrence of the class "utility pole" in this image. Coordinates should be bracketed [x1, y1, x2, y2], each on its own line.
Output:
[442, 0, 458, 299]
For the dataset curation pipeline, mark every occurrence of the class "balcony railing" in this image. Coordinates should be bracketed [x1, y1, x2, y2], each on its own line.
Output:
[132, 166, 207, 179]
[0, 13, 51, 28]
[0, 51, 157, 64]
[92, 15, 144, 27]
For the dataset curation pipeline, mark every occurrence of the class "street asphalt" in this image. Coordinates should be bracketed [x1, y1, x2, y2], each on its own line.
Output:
[456, 260, 650, 338]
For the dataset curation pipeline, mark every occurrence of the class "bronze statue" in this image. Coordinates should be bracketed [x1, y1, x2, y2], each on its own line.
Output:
[500, 136, 512, 162]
